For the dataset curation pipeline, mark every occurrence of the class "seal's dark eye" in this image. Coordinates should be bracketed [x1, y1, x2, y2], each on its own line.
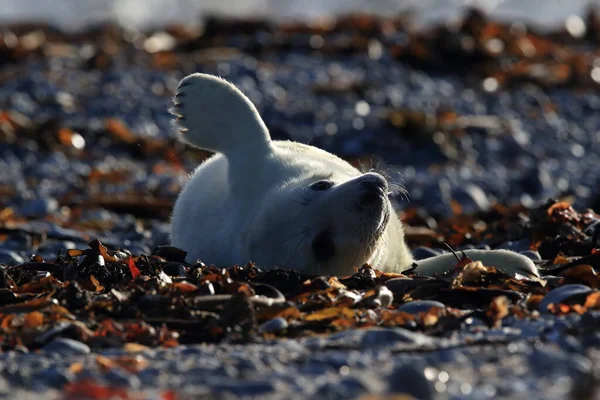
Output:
[310, 180, 333, 191]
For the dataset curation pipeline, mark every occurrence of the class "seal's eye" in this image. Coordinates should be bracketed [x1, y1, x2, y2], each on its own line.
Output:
[310, 180, 333, 191]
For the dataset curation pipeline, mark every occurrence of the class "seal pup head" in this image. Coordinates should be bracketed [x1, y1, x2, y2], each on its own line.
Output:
[171, 73, 412, 275]
[246, 142, 402, 275]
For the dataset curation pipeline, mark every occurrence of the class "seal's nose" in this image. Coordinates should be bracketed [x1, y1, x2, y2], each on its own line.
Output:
[358, 173, 387, 208]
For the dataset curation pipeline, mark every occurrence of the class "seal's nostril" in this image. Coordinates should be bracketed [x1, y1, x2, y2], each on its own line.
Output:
[360, 180, 383, 193]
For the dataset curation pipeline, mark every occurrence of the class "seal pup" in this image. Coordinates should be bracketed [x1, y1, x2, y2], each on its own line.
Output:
[170, 73, 539, 279]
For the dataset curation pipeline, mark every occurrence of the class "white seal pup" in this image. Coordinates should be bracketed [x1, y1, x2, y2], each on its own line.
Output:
[170, 73, 539, 279]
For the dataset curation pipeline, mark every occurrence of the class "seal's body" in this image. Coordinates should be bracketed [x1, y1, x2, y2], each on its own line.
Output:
[170, 73, 539, 279]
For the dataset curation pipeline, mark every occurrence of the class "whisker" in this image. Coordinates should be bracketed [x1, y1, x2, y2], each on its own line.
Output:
[279, 227, 310, 244]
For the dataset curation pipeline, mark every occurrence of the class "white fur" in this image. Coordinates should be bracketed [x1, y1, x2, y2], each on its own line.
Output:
[170, 73, 539, 279]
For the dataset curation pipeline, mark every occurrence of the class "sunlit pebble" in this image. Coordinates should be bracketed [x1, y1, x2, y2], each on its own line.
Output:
[355, 100, 370, 116]
[438, 371, 449, 383]
[510, 22, 527, 36]
[519, 38, 536, 58]
[460, 383, 473, 395]
[482, 77, 499, 93]
[144, 32, 176, 53]
[434, 381, 447, 393]
[309, 35, 325, 49]
[591, 67, 600, 83]
[71, 133, 85, 150]
[368, 39, 383, 60]
[79, 43, 96, 59]
[424, 367, 438, 381]
[325, 123, 338, 136]
[571, 143, 585, 157]
[21, 30, 45, 50]
[339, 366, 350, 376]
[485, 38, 504, 54]
[565, 15, 586, 38]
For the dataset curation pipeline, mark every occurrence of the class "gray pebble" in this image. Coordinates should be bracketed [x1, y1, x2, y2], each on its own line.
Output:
[361, 328, 434, 347]
[31, 365, 75, 389]
[539, 285, 593, 313]
[105, 367, 142, 389]
[399, 300, 446, 314]
[41, 338, 91, 355]
[520, 250, 542, 261]
[412, 247, 442, 261]
[19, 197, 58, 218]
[387, 363, 434, 400]
[259, 317, 288, 334]
[0, 250, 25, 265]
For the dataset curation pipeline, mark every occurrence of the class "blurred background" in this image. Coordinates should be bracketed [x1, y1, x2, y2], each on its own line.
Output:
[1, 0, 600, 260]
[1, 0, 597, 30]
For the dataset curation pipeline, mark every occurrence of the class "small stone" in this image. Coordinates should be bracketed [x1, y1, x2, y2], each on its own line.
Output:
[412, 247, 442, 261]
[539, 284, 593, 313]
[361, 328, 434, 347]
[32, 365, 75, 389]
[19, 197, 58, 218]
[520, 250, 542, 261]
[42, 338, 91, 355]
[0, 250, 25, 265]
[387, 363, 435, 399]
[104, 367, 141, 389]
[398, 300, 446, 314]
[258, 317, 288, 334]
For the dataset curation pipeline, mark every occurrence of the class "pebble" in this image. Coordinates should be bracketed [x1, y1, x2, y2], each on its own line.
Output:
[520, 250, 542, 261]
[259, 317, 288, 334]
[412, 246, 442, 260]
[387, 363, 435, 399]
[104, 367, 142, 389]
[41, 338, 91, 355]
[31, 365, 75, 389]
[0, 250, 25, 265]
[398, 300, 446, 314]
[19, 197, 59, 218]
[539, 284, 594, 313]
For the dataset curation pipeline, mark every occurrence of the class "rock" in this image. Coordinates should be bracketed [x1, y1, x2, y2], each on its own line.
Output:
[19, 197, 58, 218]
[0, 250, 25, 265]
[42, 338, 91, 355]
[259, 317, 288, 334]
[539, 284, 593, 313]
[412, 247, 442, 261]
[398, 300, 446, 314]
[387, 363, 435, 399]
[520, 250, 542, 261]
[32, 365, 75, 389]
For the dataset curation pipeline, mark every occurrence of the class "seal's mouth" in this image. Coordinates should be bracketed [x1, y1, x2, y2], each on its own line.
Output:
[311, 229, 336, 262]
[368, 206, 390, 247]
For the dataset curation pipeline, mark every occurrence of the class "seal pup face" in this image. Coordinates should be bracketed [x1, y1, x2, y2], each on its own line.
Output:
[247, 143, 395, 275]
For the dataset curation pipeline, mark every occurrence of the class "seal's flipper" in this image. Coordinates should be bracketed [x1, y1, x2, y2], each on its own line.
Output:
[172, 73, 271, 155]
[414, 249, 539, 279]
